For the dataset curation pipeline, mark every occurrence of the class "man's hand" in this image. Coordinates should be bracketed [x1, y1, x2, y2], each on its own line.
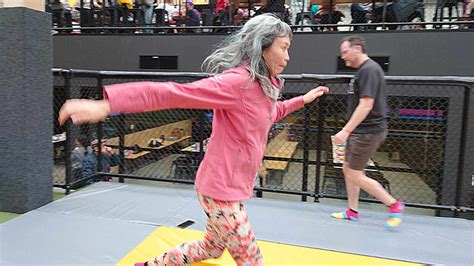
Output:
[59, 99, 111, 125]
[104, 146, 114, 154]
[303, 86, 329, 104]
[333, 96, 374, 144]
[333, 129, 350, 145]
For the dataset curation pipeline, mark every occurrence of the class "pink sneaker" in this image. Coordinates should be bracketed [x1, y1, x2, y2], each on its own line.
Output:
[386, 201, 405, 229]
[331, 209, 359, 221]
[134, 263, 147, 266]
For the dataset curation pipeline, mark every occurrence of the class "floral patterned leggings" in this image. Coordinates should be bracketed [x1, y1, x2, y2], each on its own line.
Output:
[147, 193, 263, 266]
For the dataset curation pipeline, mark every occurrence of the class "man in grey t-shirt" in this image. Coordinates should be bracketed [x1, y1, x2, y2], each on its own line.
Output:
[346, 57, 387, 134]
[331, 35, 405, 229]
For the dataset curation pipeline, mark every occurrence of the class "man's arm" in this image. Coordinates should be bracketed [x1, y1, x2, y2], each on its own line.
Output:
[342, 96, 374, 133]
[333, 96, 374, 144]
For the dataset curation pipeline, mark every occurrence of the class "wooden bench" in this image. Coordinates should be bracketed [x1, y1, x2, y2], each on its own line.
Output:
[263, 141, 299, 171]
[108, 119, 192, 159]
[260, 128, 299, 185]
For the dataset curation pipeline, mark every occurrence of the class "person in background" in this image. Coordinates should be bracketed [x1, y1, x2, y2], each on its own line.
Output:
[463, 0, 474, 28]
[117, 0, 133, 9]
[215, 0, 228, 14]
[213, 4, 230, 28]
[464, 0, 473, 17]
[350, 3, 369, 31]
[331, 35, 405, 229]
[294, 3, 318, 31]
[233, 8, 245, 26]
[262, 0, 285, 14]
[138, 0, 155, 33]
[157, 0, 179, 26]
[315, 4, 345, 31]
[185, 1, 201, 30]
[71, 135, 90, 183]
[79, 0, 103, 31]
[58, 14, 328, 265]
[81, 139, 120, 181]
[49, 0, 73, 29]
[310, 3, 319, 15]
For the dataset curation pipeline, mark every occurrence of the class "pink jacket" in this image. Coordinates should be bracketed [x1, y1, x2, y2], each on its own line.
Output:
[104, 66, 305, 201]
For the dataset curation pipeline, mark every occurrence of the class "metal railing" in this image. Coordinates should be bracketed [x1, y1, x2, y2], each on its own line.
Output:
[52, 68, 473, 217]
[49, 1, 474, 35]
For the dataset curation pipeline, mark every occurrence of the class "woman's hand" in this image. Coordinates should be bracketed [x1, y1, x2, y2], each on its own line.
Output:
[303, 86, 329, 104]
[59, 99, 111, 125]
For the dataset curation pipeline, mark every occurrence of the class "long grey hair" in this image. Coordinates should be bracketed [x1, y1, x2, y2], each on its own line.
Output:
[202, 14, 292, 101]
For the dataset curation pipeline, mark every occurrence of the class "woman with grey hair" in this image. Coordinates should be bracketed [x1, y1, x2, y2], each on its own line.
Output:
[59, 14, 328, 266]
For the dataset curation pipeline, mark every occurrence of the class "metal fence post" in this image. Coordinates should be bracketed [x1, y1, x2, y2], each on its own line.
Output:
[96, 77, 104, 177]
[454, 86, 471, 217]
[118, 114, 125, 182]
[64, 70, 73, 194]
[314, 86, 325, 202]
[301, 104, 310, 202]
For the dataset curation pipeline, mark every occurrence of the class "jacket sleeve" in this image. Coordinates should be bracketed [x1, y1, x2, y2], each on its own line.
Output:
[103, 72, 248, 114]
[81, 154, 96, 178]
[274, 96, 305, 122]
[108, 153, 121, 167]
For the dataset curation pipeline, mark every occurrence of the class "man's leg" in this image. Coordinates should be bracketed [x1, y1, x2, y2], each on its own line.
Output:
[343, 164, 395, 206]
[332, 130, 405, 228]
[144, 6, 153, 33]
[330, 164, 361, 221]
[338, 164, 404, 228]
[342, 163, 361, 211]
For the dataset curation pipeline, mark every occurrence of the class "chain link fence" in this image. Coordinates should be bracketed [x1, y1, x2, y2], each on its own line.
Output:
[52, 69, 473, 217]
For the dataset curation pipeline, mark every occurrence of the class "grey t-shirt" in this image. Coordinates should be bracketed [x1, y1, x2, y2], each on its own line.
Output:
[346, 58, 387, 134]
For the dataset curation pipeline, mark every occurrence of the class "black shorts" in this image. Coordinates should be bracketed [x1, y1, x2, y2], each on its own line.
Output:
[346, 129, 387, 171]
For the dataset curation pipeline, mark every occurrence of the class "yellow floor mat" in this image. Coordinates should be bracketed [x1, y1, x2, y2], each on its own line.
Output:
[117, 226, 422, 266]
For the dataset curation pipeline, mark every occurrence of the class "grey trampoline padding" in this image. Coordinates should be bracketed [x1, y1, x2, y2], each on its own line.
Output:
[0, 207, 155, 266]
[1, 182, 473, 266]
